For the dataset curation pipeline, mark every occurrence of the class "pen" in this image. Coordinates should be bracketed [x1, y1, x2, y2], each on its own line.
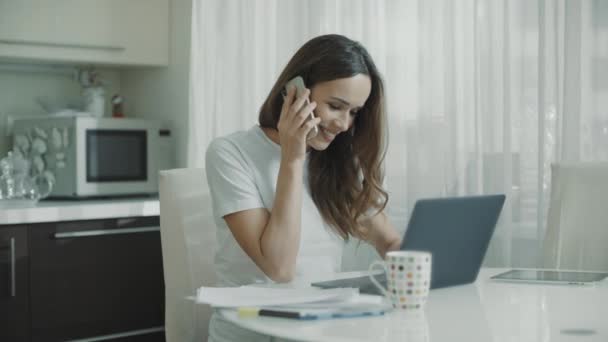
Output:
[237, 306, 389, 320]
[237, 307, 305, 319]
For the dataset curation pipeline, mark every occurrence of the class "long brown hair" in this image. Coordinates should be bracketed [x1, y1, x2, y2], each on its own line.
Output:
[259, 34, 388, 240]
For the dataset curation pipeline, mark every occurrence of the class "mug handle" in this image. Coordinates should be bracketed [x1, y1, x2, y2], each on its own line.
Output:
[368, 260, 389, 297]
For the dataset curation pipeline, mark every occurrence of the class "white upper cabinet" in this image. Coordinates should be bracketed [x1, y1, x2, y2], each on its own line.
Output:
[0, 0, 169, 66]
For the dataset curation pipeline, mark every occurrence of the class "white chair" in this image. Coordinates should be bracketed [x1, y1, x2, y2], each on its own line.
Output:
[159, 168, 217, 342]
[542, 162, 608, 272]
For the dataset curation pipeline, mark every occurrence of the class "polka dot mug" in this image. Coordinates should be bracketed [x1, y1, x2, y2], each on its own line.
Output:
[368, 250, 432, 310]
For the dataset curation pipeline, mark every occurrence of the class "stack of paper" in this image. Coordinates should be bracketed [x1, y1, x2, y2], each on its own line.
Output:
[196, 286, 392, 320]
[196, 286, 358, 308]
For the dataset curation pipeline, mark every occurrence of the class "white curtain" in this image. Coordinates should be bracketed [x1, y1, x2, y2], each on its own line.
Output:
[188, 0, 608, 269]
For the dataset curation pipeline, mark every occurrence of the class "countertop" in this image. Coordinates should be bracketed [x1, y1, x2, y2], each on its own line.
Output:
[0, 197, 160, 225]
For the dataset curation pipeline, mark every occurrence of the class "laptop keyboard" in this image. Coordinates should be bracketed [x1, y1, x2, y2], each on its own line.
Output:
[313, 274, 388, 295]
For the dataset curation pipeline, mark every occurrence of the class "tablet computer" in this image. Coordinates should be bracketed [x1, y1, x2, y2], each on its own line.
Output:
[491, 269, 608, 285]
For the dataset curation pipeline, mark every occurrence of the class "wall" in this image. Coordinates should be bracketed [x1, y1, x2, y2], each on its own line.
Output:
[0, 67, 121, 156]
[0, 4, 190, 174]
[120, 0, 192, 168]
[0, 0, 192, 167]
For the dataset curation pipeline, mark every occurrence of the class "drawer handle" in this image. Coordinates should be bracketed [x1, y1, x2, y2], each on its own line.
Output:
[66, 325, 165, 342]
[65, 326, 165, 342]
[0, 38, 125, 51]
[10, 238, 16, 297]
[54, 226, 160, 239]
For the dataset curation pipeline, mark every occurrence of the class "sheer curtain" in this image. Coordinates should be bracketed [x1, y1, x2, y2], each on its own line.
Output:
[188, 0, 608, 269]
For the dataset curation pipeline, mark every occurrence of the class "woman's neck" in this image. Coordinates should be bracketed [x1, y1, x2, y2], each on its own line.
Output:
[261, 127, 281, 145]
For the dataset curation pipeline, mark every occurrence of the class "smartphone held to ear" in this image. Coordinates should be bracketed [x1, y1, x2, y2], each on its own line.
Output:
[283, 76, 319, 140]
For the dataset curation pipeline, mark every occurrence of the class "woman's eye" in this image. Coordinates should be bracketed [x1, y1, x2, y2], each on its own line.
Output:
[329, 103, 341, 110]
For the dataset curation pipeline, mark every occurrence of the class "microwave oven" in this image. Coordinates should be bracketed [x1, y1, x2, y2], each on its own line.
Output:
[12, 117, 174, 198]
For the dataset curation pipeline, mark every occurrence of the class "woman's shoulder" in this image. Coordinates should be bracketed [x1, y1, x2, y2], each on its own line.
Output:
[205, 126, 266, 164]
[207, 127, 258, 151]
[206, 134, 236, 153]
[206, 132, 242, 160]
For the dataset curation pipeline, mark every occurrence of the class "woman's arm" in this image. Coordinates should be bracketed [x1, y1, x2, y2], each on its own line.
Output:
[224, 160, 305, 283]
[359, 212, 402, 257]
[223, 85, 320, 283]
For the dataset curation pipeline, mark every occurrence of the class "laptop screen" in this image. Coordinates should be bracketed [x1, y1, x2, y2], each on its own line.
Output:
[400, 194, 506, 288]
[312, 195, 506, 292]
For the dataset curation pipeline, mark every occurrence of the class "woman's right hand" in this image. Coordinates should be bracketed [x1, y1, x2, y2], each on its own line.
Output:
[277, 84, 321, 163]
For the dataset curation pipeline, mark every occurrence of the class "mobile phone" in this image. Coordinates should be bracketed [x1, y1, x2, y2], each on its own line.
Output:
[283, 76, 318, 140]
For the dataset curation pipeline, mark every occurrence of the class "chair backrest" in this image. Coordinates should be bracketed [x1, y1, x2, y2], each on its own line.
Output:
[159, 168, 217, 342]
[543, 162, 608, 272]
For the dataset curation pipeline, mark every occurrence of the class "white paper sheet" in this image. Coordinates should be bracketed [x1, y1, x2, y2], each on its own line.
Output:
[196, 286, 358, 308]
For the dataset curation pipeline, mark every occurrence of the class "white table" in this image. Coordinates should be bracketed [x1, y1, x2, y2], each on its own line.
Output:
[220, 268, 608, 342]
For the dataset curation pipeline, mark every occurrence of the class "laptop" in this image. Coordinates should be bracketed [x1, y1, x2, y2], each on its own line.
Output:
[312, 194, 506, 294]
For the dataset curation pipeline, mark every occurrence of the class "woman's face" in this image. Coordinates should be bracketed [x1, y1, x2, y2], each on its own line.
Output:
[307, 74, 372, 151]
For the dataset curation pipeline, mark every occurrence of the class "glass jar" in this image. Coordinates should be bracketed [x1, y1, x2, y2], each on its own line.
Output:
[0, 151, 53, 207]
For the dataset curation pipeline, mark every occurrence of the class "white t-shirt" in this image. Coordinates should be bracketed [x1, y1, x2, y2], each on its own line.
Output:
[205, 125, 344, 287]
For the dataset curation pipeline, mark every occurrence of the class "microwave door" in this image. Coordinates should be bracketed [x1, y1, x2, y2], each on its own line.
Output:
[87, 130, 147, 182]
[76, 129, 156, 196]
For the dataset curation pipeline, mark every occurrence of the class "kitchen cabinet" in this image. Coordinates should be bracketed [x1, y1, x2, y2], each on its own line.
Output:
[0, 215, 165, 342]
[0, 0, 169, 66]
[0, 226, 30, 342]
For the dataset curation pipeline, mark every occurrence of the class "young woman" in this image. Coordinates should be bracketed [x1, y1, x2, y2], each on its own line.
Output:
[205, 34, 401, 341]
